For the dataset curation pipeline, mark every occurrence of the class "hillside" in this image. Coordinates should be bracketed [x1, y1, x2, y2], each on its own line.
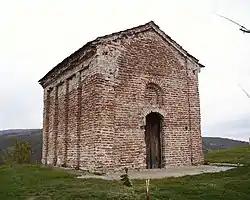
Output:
[202, 136, 248, 151]
[0, 129, 248, 164]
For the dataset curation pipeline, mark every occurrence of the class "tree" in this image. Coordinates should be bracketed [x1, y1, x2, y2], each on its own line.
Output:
[1, 140, 32, 164]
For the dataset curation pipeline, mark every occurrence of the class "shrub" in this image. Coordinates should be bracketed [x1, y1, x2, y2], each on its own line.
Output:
[120, 167, 133, 187]
[1, 140, 32, 164]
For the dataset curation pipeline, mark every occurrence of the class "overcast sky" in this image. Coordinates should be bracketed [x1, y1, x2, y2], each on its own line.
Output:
[0, 0, 250, 141]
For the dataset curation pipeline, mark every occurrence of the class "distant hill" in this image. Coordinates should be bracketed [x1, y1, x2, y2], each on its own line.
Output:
[0, 129, 248, 164]
[0, 129, 42, 135]
[202, 137, 248, 152]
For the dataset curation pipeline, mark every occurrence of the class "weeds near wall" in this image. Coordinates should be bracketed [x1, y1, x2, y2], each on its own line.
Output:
[146, 179, 150, 200]
[120, 168, 151, 199]
[120, 167, 133, 187]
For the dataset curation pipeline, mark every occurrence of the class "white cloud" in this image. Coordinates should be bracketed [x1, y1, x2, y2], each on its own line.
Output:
[0, 0, 250, 140]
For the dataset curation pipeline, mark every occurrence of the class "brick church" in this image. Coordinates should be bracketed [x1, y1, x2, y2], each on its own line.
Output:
[39, 21, 204, 172]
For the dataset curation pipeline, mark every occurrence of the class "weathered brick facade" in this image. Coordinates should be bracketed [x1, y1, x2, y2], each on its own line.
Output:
[39, 21, 204, 173]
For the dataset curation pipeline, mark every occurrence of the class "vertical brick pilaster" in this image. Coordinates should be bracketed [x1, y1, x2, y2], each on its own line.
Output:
[187, 60, 204, 165]
[42, 89, 51, 165]
[53, 86, 59, 166]
[185, 57, 193, 165]
[47, 87, 56, 165]
[63, 80, 69, 166]
[75, 72, 82, 169]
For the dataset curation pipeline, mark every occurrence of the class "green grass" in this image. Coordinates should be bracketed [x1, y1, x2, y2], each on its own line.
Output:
[205, 146, 250, 165]
[0, 146, 250, 200]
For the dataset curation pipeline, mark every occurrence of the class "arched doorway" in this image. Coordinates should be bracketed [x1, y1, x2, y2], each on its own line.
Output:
[145, 112, 162, 169]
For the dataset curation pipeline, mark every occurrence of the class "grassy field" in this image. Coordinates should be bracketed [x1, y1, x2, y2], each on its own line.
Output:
[205, 146, 250, 165]
[0, 146, 250, 200]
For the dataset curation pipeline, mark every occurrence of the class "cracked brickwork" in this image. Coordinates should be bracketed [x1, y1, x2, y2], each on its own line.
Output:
[39, 21, 204, 173]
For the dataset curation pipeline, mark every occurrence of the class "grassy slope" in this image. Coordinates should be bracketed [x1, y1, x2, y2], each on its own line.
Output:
[205, 146, 250, 165]
[0, 146, 250, 200]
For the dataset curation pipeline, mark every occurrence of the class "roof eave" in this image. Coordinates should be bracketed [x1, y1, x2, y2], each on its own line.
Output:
[199, 63, 205, 68]
[38, 21, 205, 87]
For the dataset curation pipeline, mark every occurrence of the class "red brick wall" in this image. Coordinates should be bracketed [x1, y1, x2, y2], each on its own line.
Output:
[57, 83, 66, 166]
[41, 29, 204, 172]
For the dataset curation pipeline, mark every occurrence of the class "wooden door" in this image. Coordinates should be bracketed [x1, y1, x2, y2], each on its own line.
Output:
[145, 112, 162, 169]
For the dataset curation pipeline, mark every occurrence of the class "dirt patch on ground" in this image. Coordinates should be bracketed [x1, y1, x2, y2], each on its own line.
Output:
[77, 165, 235, 180]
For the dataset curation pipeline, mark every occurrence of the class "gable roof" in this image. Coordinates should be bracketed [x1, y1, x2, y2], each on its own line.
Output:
[39, 21, 204, 87]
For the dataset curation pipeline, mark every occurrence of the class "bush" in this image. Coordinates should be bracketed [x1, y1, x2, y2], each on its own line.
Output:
[1, 140, 32, 164]
[120, 168, 133, 187]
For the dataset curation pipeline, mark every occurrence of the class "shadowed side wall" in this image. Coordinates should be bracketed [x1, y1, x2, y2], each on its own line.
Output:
[41, 50, 105, 170]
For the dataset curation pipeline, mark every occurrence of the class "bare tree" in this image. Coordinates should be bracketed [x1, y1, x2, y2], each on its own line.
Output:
[216, 14, 250, 33]
[238, 84, 250, 99]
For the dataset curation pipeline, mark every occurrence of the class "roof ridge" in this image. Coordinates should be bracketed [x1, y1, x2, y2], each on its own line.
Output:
[39, 21, 204, 86]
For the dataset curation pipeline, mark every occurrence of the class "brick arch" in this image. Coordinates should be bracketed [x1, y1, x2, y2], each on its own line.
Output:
[145, 78, 165, 89]
[139, 107, 166, 126]
[145, 82, 163, 106]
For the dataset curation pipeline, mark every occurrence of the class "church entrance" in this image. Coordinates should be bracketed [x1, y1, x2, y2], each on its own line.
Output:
[145, 112, 162, 169]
